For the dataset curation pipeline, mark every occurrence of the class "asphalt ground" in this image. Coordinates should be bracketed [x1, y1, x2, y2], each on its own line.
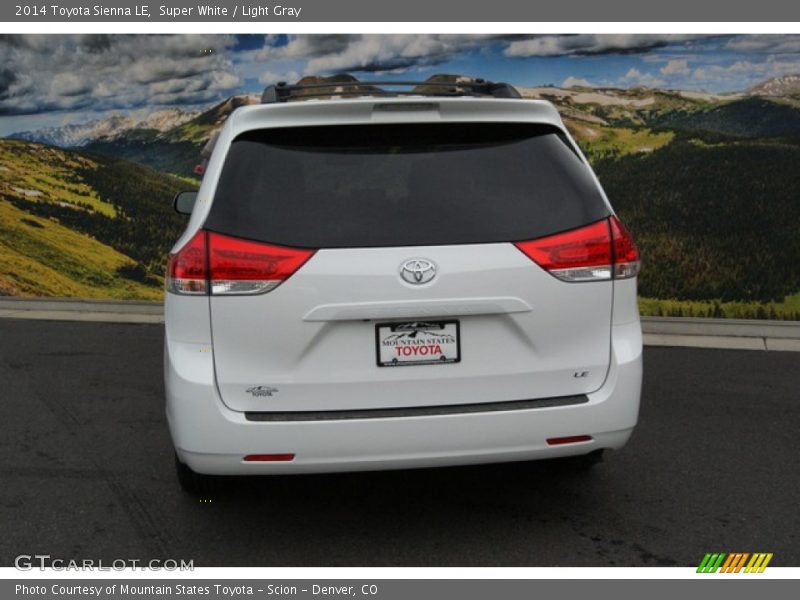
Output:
[1, 319, 798, 567]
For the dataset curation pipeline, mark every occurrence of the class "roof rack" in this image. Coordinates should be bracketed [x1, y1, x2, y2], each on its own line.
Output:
[261, 78, 522, 104]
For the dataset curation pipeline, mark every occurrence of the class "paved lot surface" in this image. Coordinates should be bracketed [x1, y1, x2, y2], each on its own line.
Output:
[1, 319, 798, 567]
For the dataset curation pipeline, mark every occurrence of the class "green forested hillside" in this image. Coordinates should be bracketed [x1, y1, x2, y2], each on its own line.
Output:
[648, 97, 800, 138]
[83, 132, 201, 177]
[593, 134, 800, 317]
[0, 139, 192, 297]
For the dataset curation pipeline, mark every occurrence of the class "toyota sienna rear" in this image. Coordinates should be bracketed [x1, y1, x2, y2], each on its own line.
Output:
[164, 78, 642, 494]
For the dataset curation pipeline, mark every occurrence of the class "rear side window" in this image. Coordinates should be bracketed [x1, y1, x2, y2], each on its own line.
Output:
[205, 123, 609, 248]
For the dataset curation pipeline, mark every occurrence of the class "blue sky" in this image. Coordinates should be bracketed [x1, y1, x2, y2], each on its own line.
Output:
[1, 34, 799, 135]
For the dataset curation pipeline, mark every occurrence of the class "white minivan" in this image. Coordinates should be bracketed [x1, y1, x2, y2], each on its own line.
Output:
[165, 78, 642, 494]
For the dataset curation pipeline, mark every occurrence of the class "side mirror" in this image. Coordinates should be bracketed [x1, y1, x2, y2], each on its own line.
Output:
[173, 191, 198, 215]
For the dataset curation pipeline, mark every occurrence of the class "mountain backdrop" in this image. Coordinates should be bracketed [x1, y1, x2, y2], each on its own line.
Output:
[9, 108, 200, 148]
[1, 74, 799, 319]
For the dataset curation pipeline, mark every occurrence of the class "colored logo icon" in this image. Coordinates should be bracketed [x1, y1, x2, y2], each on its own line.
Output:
[697, 552, 773, 573]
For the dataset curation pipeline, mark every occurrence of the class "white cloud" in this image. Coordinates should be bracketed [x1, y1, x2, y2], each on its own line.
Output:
[623, 68, 666, 88]
[256, 34, 503, 75]
[561, 76, 594, 88]
[4, 33, 800, 120]
[660, 59, 691, 76]
[691, 56, 800, 85]
[692, 61, 763, 82]
[49, 73, 91, 97]
[504, 34, 706, 58]
[256, 35, 353, 61]
[725, 35, 800, 54]
[0, 34, 240, 116]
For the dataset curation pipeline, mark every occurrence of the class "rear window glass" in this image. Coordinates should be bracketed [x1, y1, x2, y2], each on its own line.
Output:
[205, 123, 609, 248]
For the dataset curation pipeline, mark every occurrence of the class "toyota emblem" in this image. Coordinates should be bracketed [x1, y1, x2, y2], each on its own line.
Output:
[400, 259, 437, 284]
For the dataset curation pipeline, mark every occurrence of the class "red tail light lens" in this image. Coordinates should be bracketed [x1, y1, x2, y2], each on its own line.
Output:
[208, 232, 315, 295]
[514, 217, 639, 282]
[166, 230, 208, 295]
[515, 220, 613, 282]
[609, 216, 640, 279]
[166, 230, 315, 296]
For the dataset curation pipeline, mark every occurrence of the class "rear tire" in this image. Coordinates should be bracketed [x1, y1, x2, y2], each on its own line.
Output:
[175, 454, 222, 495]
[552, 449, 605, 471]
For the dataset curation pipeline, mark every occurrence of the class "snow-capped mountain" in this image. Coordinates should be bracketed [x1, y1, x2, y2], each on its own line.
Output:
[10, 108, 201, 147]
[137, 108, 202, 132]
[747, 74, 800, 97]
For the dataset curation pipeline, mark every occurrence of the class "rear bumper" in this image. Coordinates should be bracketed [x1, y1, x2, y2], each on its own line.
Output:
[166, 321, 642, 475]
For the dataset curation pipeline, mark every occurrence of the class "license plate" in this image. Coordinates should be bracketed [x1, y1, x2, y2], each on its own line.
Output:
[375, 320, 460, 367]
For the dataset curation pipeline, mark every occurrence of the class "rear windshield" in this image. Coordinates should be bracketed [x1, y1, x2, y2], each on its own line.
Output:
[205, 123, 609, 248]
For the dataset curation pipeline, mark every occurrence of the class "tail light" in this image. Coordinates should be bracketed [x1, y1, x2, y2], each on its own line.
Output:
[514, 216, 639, 282]
[166, 231, 208, 295]
[609, 216, 640, 279]
[166, 230, 315, 296]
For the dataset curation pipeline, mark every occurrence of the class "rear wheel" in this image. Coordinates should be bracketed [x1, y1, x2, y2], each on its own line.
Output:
[174, 454, 222, 495]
